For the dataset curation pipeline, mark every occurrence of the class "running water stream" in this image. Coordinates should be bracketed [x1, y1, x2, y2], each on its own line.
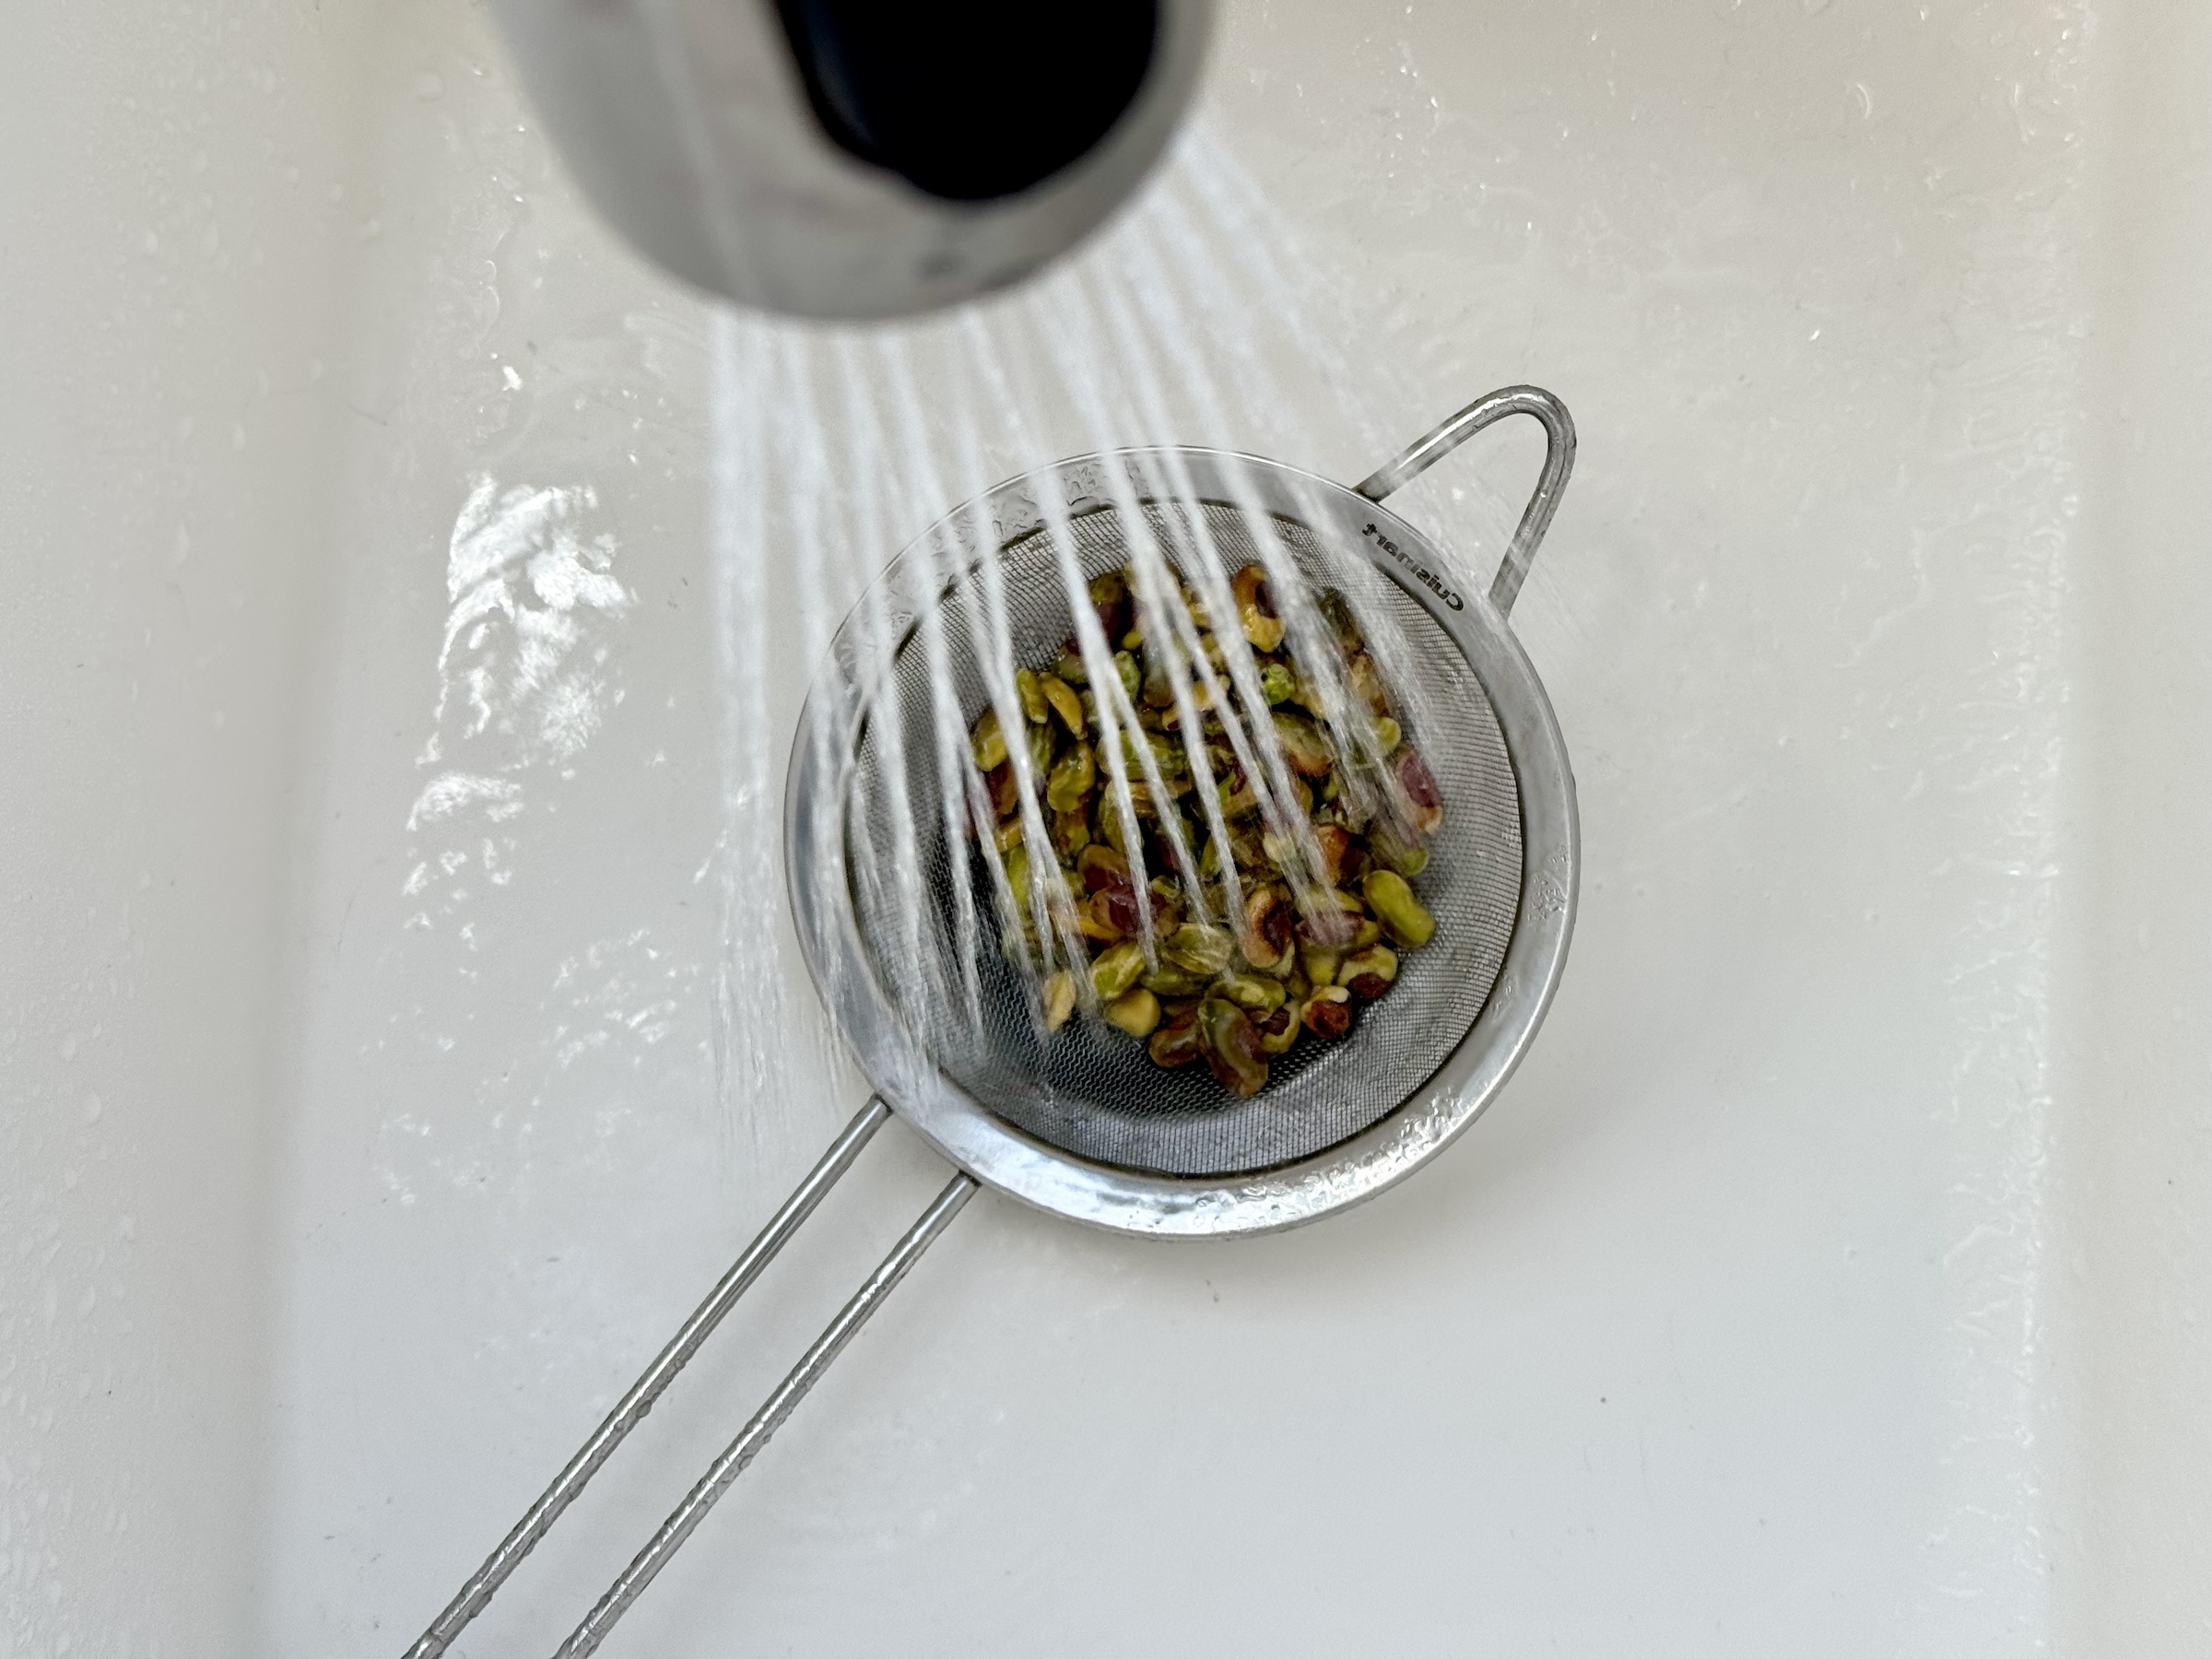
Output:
[705, 130, 1516, 1134]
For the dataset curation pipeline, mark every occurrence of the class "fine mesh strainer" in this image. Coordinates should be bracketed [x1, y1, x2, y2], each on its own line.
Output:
[406, 387, 1578, 1659]
[841, 494, 1526, 1178]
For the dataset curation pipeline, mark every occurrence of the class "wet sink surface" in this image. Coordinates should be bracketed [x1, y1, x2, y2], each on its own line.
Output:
[4, 0, 2208, 1655]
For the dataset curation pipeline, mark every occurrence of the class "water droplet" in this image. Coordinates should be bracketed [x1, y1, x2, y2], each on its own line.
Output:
[83, 1094, 102, 1124]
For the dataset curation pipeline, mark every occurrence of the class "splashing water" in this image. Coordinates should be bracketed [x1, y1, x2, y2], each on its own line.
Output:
[701, 129, 1517, 1142]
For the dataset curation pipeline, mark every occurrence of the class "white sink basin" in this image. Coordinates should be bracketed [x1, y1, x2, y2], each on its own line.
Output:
[6, 1, 2207, 1653]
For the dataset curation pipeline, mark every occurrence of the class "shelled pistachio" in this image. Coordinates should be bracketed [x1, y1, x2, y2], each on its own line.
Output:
[971, 559, 1448, 1097]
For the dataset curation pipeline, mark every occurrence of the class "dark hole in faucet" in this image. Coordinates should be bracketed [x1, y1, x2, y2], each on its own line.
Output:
[774, 0, 1159, 202]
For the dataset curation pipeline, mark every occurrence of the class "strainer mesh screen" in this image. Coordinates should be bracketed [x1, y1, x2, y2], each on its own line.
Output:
[846, 500, 1523, 1177]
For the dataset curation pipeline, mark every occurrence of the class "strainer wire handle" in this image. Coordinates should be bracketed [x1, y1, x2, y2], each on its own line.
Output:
[551, 1171, 980, 1659]
[1352, 384, 1577, 618]
[402, 1096, 894, 1659]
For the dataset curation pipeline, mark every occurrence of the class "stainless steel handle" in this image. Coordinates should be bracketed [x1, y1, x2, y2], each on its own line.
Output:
[552, 1172, 980, 1659]
[403, 1097, 894, 1659]
[1354, 384, 1576, 618]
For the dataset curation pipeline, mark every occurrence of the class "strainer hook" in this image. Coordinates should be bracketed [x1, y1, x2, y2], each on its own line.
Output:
[1353, 384, 1576, 618]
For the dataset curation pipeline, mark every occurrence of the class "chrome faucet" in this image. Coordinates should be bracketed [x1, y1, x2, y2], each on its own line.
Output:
[490, 0, 1213, 320]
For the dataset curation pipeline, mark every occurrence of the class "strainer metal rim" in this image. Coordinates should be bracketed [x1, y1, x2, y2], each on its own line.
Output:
[786, 443, 1578, 1239]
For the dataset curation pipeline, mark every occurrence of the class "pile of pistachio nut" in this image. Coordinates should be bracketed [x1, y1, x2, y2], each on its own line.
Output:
[971, 562, 1443, 1099]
